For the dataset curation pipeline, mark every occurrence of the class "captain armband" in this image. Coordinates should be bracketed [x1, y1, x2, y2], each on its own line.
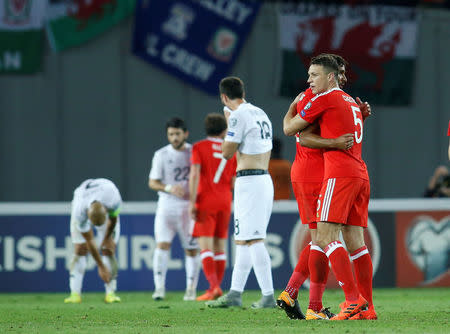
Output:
[109, 207, 121, 218]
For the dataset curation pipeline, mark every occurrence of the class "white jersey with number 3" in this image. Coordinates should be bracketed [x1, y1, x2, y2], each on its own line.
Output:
[149, 143, 191, 209]
[224, 102, 272, 154]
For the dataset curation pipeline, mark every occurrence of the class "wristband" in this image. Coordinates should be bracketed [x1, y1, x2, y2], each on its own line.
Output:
[164, 184, 172, 193]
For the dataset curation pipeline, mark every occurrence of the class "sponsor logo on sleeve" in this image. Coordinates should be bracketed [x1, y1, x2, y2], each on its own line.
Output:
[229, 118, 237, 127]
[227, 131, 235, 137]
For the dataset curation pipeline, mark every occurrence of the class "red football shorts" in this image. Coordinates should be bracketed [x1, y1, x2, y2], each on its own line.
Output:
[316, 177, 370, 227]
[292, 181, 322, 228]
[192, 209, 231, 238]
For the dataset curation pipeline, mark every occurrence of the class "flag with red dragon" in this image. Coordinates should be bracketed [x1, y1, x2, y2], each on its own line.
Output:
[46, 0, 135, 52]
[277, 2, 418, 106]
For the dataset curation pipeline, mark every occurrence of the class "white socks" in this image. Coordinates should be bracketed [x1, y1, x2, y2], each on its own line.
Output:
[249, 242, 274, 296]
[153, 248, 169, 290]
[69, 255, 86, 294]
[230, 245, 252, 293]
[102, 255, 117, 294]
[185, 253, 201, 290]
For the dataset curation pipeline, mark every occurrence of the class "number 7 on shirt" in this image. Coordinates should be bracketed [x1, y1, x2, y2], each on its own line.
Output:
[212, 152, 228, 183]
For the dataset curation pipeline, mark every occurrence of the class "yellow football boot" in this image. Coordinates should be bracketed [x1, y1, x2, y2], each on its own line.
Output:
[64, 292, 81, 304]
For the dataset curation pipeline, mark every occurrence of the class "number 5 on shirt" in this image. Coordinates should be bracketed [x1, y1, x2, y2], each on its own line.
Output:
[351, 106, 363, 144]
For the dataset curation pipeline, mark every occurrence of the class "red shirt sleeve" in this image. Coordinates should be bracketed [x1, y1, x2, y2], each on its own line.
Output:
[191, 143, 201, 165]
[296, 88, 314, 115]
[447, 121, 450, 136]
[300, 94, 327, 124]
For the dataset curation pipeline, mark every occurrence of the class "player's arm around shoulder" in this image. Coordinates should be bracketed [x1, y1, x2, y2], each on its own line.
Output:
[283, 92, 311, 136]
[300, 123, 354, 150]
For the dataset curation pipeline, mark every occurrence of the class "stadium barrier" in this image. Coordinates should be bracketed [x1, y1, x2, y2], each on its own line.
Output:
[0, 199, 448, 292]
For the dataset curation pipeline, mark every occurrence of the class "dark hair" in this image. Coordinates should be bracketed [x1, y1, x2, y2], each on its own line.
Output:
[219, 76, 244, 99]
[166, 117, 187, 131]
[205, 113, 227, 136]
[329, 54, 348, 68]
[310, 54, 339, 77]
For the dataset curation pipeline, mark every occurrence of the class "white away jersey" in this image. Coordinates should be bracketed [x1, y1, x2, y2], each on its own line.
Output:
[224, 102, 273, 154]
[71, 178, 122, 233]
[149, 143, 191, 207]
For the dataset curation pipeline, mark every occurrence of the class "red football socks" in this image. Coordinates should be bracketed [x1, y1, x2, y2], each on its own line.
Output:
[284, 243, 311, 299]
[351, 246, 374, 308]
[308, 245, 329, 311]
[200, 250, 218, 289]
[214, 252, 226, 286]
[325, 241, 359, 301]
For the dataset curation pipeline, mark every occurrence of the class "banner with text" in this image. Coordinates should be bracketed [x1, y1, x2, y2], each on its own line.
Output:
[132, 0, 261, 95]
[0, 210, 396, 292]
[278, 3, 418, 106]
[46, 0, 135, 52]
[0, 0, 46, 73]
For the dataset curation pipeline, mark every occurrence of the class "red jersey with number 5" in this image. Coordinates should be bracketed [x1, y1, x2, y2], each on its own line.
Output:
[299, 88, 368, 180]
[191, 138, 237, 211]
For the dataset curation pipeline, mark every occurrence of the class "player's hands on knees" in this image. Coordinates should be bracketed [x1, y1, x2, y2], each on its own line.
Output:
[356, 97, 371, 120]
[101, 237, 115, 256]
[334, 133, 354, 150]
[170, 184, 185, 198]
[98, 264, 111, 283]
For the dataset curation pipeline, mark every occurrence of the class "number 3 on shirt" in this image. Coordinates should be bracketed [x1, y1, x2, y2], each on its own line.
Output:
[213, 152, 227, 183]
[351, 106, 363, 144]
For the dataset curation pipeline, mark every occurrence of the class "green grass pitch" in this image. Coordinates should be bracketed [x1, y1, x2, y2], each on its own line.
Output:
[0, 288, 448, 333]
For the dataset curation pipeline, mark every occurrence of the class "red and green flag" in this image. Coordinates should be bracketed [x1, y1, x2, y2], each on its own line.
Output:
[46, 0, 135, 52]
[0, 0, 46, 74]
[278, 3, 418, 106]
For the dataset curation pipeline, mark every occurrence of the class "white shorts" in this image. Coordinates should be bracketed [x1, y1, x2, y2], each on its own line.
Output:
[70, 216, 121, 245]
[154, 204, 198, 250]
[233, 174, 273, 241]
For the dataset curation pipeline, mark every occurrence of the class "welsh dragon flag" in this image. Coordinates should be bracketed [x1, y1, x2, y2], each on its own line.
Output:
[0, 0, 46, 74]
[278, 3, 418, 106]
[46, 0, 135, 52]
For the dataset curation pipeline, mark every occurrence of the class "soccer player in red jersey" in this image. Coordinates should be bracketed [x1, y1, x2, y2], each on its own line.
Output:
[283, 54, 375, 320]
[189, 113, 237, 301]
[279, 55, 372, 320]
